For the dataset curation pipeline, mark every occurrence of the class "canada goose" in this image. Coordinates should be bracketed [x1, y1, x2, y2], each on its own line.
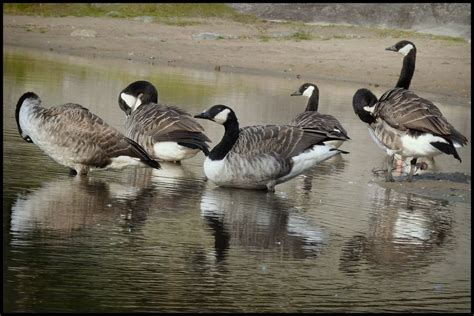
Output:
[118, 80, 210, 163]
[290, 82, 350, 149]
[352, 87, 468, 182]
[16, 92, 161, 175]
[194, 104, 347, 191]
[386, 40, 427, 171]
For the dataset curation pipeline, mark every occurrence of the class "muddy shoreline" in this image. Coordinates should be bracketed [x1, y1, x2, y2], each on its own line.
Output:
[3, 15, 471, 101]
[374, 172, 471, 204]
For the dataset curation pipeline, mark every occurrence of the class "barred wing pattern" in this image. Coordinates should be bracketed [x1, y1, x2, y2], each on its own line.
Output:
[125, 103, 211, 154]
[35, 104, 156, 168]
[290, 112, 349, 140]
[375, 88, 468, 145]
[232, 125, 329, 158]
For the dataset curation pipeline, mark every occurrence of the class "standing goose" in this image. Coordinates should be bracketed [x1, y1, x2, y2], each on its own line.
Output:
[352, 40, 468, 182]
[290, 82, 350, 149]
[118, 80, 211, 163]
[386, 40, 432, 171]
[16, 92, 161, 175]
[352, 87, 468, 182]
[194, 104, 347, 191]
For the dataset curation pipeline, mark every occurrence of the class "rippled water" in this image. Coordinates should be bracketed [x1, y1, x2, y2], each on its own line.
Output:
[3, 46, 471, 312]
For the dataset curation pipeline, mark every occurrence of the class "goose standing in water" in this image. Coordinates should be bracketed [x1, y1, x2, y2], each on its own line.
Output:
[352, 87, 467, 182]
[290, 82, 350, 149]
[194, 104, 348, 191]
[118, 80, 210, 163]
[352, 40, 468, 182]
[385, 40, 433, 173]
[16, 92, 161, 175]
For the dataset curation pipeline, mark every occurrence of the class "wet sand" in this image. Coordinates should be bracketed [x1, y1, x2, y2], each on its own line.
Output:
[374, 172, 470, 204]
[3, 15, 471, 100]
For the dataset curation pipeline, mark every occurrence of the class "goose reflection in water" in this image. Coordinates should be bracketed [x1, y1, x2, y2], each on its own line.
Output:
[199, 187, 329, 264]
[10, 163, 206, 236]
[296, 154, 347, 193]
[10, 173, 159, 238]
[372, 154, 439, 181]
[146, 160, 202, 188]
[339, 186, 453, 275]
[123, 165, 206, 212]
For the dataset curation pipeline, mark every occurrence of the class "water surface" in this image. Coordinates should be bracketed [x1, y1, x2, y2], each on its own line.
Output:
[3, 46, 471, 312]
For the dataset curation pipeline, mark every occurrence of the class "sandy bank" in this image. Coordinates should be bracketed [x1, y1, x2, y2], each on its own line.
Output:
[3, 15, 471, 100]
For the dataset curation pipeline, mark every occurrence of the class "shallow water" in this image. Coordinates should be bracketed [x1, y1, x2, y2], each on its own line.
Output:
[3, 46, 471, 312]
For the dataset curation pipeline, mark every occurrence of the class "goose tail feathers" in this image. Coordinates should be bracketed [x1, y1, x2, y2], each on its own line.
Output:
[125, 138, 161, 169]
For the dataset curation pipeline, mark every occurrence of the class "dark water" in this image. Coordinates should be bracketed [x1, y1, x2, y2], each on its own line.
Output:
[3, 46, 471, 312]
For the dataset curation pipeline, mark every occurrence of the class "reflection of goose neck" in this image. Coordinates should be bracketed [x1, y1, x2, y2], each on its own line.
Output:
[396, 49, 416, 90]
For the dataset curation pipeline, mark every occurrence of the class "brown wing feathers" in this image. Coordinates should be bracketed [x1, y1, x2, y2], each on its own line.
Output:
[128, 103, 210, 153]
[235, 125, 334, 159]
[45, 104, 160, 169]
[377, 89, 468, 145]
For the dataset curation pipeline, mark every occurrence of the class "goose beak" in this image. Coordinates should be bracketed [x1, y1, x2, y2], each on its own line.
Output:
[118, 99, 132, 116]
[194, 111, 210, 119]
[290, 91, 302, 96]
[385, 45, 397, 52]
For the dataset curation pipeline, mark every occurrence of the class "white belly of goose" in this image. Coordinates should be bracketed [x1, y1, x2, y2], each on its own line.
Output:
[279, 145, 340, 183]
[203, 154, 286, 189]
[108, 156, 143, 169]
[204, 144, 339, 189]
[153, 141, 199, 161]
[399, 133, 448, 158]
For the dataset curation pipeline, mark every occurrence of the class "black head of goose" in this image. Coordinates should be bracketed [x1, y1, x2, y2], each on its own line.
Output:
[290, 82, 350, 149]
[118, 80, 211, 163]
[194, 104, 348, 192]
[291, 83, 320, 111]
[16, 92, 160, 175]
[385, 40, 416, 90]
[118, 80, 158, 115]
[352, 87, 468, 182]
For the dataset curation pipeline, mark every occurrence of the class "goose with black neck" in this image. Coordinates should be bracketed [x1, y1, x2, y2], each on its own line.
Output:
[290, 82, 350, 149]
[195, 104, 348, 191]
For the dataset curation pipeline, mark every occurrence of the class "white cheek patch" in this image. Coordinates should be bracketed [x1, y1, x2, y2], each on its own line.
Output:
[363, 106, 375, 113]
[133, 95, 142, 110]
[214, 108, 230, 124]
[120, 93, 137, 109]
[398, 44, 414, 56]
[302, 85, 315, 97]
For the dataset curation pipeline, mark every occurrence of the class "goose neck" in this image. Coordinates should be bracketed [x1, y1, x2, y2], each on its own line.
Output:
[396, 50, 416, 90]
[208, 120, 240, 161]
[305, 88, 319, 112]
